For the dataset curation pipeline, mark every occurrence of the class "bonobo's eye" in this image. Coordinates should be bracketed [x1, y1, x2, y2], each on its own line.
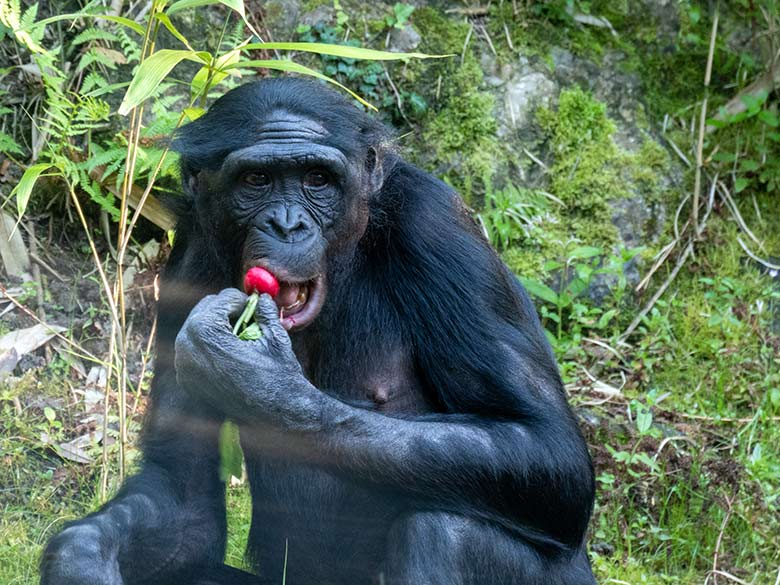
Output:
[243, 171, 271, 188]
[303, 168, 330, 189]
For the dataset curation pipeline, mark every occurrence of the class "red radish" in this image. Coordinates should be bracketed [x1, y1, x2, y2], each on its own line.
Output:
[243, 266, 280, 298]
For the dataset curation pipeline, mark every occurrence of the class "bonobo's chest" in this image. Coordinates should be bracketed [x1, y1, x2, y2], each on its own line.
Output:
[244, 344, 432, 581]
[294, 342, 434, 413]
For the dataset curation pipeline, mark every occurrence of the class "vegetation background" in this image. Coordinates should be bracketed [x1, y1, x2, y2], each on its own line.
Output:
[1, 0, 779, 583]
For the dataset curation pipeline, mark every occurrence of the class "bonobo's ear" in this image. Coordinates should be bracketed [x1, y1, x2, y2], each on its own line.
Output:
[180, 161, 201, 199]
[365, 147, 384, 194]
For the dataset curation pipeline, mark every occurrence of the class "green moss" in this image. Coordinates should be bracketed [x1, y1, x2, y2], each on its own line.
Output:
[501, 247, 545, 279]
[404, 7, 500, 203]
[536, 87, 623, 245]
[300, 0, 332, 14]
[534, 87, 673, 247]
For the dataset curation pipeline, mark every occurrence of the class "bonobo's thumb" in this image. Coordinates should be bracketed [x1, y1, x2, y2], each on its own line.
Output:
[255, 294, 290, 346]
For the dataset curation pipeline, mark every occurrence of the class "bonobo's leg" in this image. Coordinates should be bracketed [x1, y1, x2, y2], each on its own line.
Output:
[183, 564, 265, 585]
[40, 371, 228, 585]
[382, 512, 596, 585]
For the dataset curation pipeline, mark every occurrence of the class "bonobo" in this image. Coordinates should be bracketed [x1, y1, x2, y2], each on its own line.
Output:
[40, 78, 596, 585]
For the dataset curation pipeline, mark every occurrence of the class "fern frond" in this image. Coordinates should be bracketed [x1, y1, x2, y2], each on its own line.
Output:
[0, 131, 24, 155]
[117, 28, 141, 64]
[78, 47, 124, 71]
[81, 71, 109, 94]
[71, 27, 120, 45]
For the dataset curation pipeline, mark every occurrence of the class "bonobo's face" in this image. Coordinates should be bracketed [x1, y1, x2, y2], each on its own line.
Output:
[195, 110, 377, 331]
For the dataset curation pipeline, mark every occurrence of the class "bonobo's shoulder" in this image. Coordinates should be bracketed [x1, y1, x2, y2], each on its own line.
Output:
[386, 158, 452, 194]
[383, 158, 462, 215]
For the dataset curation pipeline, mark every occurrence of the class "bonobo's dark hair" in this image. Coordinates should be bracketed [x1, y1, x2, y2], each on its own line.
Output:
[172, 77, 392, 181]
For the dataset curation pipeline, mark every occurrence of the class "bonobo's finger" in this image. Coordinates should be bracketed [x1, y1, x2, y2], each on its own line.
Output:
[192, 289, 247, 323]
[255, 294, 291, 347]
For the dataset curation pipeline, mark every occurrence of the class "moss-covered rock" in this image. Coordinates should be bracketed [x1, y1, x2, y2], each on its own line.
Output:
[535, 87, 671, 248]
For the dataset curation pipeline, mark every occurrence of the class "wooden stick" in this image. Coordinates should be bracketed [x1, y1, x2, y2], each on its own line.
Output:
[693, 4, 720, 233]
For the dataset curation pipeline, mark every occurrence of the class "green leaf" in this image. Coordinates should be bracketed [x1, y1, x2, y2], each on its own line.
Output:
[183, 106, 206, 120]
[43, 406, 56, 422]
[518, 277, 559, 305]
[242, 42, 447, 61]
[190, 48, 241, 99]
[635, 404, 653, 435]
[226, 59, 377, 110]
[118, 49, 209, 115]
[154, 13, 193, 50]
[238, 322, 262, 340]
[758, 109, 780, 128]
[568, 245, 602, 260]
[219, 421, 244, 482]
[166, 0, 245, 17]
[11, 163, 52, 218]
[734, 177, 749, 193]
[27, 13, 145, 36]
[596, 309, 617, 329]
[740, 159, 760, 172]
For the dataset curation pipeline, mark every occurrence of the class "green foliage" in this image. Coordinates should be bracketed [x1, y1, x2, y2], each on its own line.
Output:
[296, 22, 427, 120]
[385, 3, 414, 29]
[537, 87, 622, 238]
[708, 90, 780, 195]
[477, 182, 551, 251]
[519, 242, 641, 358]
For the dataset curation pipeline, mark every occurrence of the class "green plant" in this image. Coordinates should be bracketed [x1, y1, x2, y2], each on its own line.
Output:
[476, 182, 551, 251]
[519, 242, 641, 357]
[386, 3, 415, 29]
[708, 90, 780, 195]
[297, 22, 427, 121]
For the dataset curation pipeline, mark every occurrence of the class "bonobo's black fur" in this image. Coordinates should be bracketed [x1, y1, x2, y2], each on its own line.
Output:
[40, 78, 596, 585]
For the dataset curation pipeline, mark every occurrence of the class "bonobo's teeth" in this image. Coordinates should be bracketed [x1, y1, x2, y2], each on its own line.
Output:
[276, 282, 309, 316]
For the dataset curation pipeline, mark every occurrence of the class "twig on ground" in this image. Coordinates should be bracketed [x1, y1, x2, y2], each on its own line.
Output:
[693, 2, 719, 233]
[0, 284, 103, 366]
[717, 180, 764, 250]
[461, 24, 473, 64]
[711, 493, 735, 585]
[736, 236, 780, 270]
[653, 436, 697, 463]
[29, 252, 65, 282]
[383, 67, 411, 126]
[706, 570, 751, 585]
[503, 22, 514, 51]
[621, 242, 694, 341]
[476, 23, 497, 56]
[522, 147, 549, 172]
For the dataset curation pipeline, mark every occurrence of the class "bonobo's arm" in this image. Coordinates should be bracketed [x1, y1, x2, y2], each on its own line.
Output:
[175, 292, 595, 551]
[40, 370, 227, 585]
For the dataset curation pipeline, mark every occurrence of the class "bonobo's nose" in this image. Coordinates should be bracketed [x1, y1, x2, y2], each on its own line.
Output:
[260, 204, 315, 243]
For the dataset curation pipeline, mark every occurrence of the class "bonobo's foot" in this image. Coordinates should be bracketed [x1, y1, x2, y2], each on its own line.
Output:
[40, 523, 123, 585]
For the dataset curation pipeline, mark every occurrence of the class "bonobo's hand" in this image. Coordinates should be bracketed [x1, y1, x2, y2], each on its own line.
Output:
[40, 522, 123, 585]
[174, 289, 321, 428]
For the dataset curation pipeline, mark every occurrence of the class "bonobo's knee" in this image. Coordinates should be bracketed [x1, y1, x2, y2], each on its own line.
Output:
[384, 512, 594, 585]
[40, 523, 123, 585]
[385, 512, 512, 585]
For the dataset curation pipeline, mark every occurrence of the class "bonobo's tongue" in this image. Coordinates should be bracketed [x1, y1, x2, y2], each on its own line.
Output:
[276, 282, 306, 315]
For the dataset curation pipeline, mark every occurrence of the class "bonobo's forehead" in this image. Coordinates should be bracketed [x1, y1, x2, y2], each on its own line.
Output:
[256, 110, 328, 143]
[220, 142, 350, 178]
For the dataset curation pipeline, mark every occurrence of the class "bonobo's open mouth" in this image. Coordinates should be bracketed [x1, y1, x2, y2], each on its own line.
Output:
[243, 263, 326, 331]
[274, 275, 325, 331]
